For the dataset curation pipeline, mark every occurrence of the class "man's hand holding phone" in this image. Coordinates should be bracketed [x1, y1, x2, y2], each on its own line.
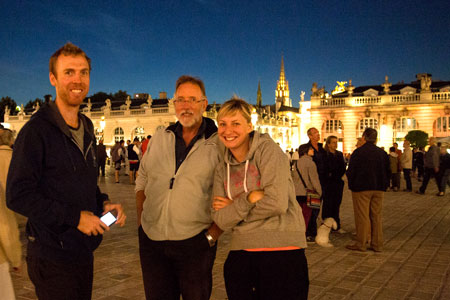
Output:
[103, 202, 126, 227]
[77, 211, 108, 236]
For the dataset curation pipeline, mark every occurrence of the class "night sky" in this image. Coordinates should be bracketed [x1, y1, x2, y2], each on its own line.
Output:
[1, 0, 449, 106]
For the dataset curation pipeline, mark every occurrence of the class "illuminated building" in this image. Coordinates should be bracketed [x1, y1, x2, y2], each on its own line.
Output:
[309, 74, 450, 153]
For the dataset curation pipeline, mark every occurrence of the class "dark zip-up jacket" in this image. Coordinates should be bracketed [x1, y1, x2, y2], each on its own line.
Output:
[346, 142, 391, 192]
[6, 101, 108, 263]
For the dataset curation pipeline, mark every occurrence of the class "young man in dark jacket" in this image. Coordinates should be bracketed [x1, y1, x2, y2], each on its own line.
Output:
[346, 128, 390, 252]
[6, 43, 126, 300]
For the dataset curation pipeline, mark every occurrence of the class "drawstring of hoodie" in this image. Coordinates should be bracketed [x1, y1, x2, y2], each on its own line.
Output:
[226, 160, 249, 201]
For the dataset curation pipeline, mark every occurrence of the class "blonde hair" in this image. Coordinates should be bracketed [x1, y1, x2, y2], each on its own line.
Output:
[217, 97, 252, 123]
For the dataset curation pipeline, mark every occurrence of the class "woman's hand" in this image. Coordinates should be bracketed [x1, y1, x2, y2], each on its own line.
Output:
[247, 190, 265, 203]
[213, 196, 233, 211]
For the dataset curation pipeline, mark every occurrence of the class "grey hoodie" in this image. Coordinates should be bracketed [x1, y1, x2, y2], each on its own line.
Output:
[212, 131, 307, 250]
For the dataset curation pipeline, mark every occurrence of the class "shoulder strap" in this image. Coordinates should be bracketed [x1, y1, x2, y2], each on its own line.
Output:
[295, 163, 308, 188]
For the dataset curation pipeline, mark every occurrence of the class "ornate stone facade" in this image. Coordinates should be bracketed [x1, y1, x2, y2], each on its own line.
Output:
[309, 74, 450, 153]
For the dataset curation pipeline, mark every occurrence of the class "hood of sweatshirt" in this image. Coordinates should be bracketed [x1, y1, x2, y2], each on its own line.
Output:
[222, 131, 273, 199]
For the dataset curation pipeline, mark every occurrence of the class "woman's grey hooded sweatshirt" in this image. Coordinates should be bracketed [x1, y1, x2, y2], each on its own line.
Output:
[212, 131, 307, 250]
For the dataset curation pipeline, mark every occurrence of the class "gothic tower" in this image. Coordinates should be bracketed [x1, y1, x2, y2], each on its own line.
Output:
[256, 80, 262, 107]
[275, 56, 292, 112]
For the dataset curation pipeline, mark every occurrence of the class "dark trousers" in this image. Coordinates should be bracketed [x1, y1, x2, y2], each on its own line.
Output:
[97, 159, 106, 176]
[306, 208, 320, 237]
[390, 173, 400, 190]
[440, 169, 450, 193]
[417, 164, 424, 180]
[296, 196, 312, 231]
[224, 249, 309, 300]
[26, 255, 93, 300]
[403, 169, 412, 190]
[322, 181, 344, 229]
[138, 226, 216, 300]
[419, 167, 440, 193]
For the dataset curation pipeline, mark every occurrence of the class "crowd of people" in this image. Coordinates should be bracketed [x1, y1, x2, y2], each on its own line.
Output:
[108, 135, 152, 184]
[1, 42, 449, 300]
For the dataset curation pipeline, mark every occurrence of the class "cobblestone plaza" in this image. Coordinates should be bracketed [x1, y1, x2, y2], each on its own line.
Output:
[11, 168, 450, 300]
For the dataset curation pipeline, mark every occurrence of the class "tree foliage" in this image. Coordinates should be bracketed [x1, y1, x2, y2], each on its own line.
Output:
[88, 92, 112, 103]
[112, 90, 129, 102]
[0, 96, 18, 122]
[405, 130, 428, 148]
[25, 98, 44, 112]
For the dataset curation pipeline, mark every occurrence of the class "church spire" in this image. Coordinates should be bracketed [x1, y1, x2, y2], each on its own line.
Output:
[275, 55, 291, 111]
[257, 81, 262, 107]
[279, 55, 285, 82]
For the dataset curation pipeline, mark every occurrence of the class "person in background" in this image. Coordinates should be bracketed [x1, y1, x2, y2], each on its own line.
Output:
[212, 98, 308, 300]
[415, 146, 425, 181]
[417, 137, 440, 195]
[401, 140, 413, 192]
[437, 146, 450, 196]
[322, 135, 347, 232]
[389, 147, 400, 192]
[96, 139, 107, 177]
[305, 127, 327, 242]
[285, 150, 292, 166]
[412, 147, 418, 177]
[127, 137, 141, 184]
[141, 135, 152, 155]
[291, 148, 299, 168]
[346, 128, 390, 252]
[292, 143, 322, 233]
[0, 128, 22, 300]
[111, 140, 125, 183]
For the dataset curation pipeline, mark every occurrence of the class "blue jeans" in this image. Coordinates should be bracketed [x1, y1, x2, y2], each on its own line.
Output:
[138, 226, 216, 300]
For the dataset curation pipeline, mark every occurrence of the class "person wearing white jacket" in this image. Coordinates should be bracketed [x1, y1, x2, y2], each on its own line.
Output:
[401, 140, 413, 191]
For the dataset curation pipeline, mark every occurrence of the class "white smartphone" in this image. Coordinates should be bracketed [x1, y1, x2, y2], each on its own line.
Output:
[100, 211, 117, 227]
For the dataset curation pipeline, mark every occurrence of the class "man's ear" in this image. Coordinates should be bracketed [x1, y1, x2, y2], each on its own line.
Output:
[49, 72, 57, 87]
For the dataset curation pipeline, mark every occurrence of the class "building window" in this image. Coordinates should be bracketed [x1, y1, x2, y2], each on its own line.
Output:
[94, 128, 103, 143]
[358, 118, 378, 137]
[436, 116, 450, 133]
[133, 126, 145, 141]
[114, 127, 124, 142]
[325, 119, 343, 133]
[395, 117, 417, 132]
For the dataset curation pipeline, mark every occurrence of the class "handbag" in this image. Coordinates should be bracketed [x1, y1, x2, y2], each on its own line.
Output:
[294, 163, 321, 209]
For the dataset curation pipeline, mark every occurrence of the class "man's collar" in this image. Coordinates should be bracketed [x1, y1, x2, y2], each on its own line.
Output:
[173, 118, 206, 139]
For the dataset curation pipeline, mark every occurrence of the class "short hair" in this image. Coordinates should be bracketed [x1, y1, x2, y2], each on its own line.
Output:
[0, 128, 14, 146]
[175, 75, 206, 97]
[389, 146, 396, 152]
[147, 135, 152, 139]
[217, 97, 252, 123]
[298, 144, 311, 157]
[362, 128, 377, 143]
[307, 127, 318, 137]
[133, 137, 139, 142]
[324, 135, 338, 152]
[49, 42, 91, 78]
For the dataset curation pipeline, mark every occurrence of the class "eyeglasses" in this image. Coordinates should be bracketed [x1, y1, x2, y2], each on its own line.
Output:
[173, 97, 205, 105]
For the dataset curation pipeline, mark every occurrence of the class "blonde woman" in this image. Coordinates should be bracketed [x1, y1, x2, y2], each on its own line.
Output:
[212, 98, 308, 299]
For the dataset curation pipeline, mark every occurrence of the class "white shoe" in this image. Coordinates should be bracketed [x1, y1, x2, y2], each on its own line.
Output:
[337, 228, 347, 234]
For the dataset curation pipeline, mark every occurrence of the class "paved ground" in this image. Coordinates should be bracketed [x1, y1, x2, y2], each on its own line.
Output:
[10, 167, 450, 300]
